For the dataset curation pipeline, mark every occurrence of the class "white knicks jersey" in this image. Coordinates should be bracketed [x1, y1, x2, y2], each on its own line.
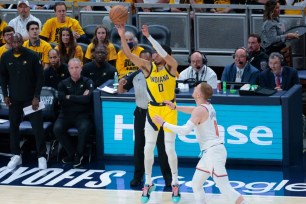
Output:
[194, 103, 224, 151]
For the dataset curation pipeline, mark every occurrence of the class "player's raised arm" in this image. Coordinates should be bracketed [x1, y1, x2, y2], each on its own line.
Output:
[117, 24, 151, 76]
[142, 24, 178, 76]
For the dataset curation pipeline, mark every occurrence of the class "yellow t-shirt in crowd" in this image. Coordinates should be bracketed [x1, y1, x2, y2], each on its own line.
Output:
[85, 42, 117, 61]
[116, 46, 143, 78]
[0, 20, 8, 45]
[55, 44, 84, 63]
[0, 44, 9, 58]
[23, 39, 52, 65]
[40, 17, 85, 43]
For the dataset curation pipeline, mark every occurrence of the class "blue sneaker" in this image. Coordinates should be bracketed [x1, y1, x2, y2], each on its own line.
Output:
[172, 184, 181, 203]
[141, 184, 156, 203]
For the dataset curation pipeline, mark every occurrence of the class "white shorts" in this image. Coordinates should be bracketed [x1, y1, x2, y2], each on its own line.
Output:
[196, 144, 228, 177]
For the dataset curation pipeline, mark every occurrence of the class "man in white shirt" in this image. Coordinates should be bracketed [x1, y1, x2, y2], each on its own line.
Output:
[8, 0, 42, 41]
[179, 51, 217, 89]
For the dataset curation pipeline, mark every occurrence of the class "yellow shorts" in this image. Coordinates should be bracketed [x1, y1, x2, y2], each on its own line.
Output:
[147, 103, 177, 133]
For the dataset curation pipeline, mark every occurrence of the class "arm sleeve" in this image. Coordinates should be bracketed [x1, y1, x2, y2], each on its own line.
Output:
[163, 120, 195, 135]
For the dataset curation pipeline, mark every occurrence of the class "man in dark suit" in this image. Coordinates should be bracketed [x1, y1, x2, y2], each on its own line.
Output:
[259, 52, 300, 91]
[221, 47, 259, 85]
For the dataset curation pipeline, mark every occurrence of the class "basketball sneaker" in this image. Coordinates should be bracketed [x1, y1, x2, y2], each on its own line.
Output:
[172, 184, 181, 203]
[7, 155, 22, 170]
[141, 184, 156, 203]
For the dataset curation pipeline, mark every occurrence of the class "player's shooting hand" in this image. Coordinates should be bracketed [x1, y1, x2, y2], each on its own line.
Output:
[32, 97, 39, 110]
[163, 101, 176, 110]
[141, 25, 150, 38]
[116, 24, 125, 37]
[153, 115, 164, 126]
[4, 97, 11, 106]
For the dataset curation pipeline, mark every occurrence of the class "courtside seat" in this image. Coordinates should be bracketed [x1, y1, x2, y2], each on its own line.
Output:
[83, 24, 98, 42]
[0, 87, 58, 155]
[138, 43, 153, 51]
[56, 127, 96, 164]
[139, 25, 171, 47]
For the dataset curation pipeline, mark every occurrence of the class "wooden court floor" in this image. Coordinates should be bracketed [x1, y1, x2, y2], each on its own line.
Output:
[1, 185, 306, 204]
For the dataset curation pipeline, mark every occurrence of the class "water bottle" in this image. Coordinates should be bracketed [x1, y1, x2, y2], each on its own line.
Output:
[222, 81, 227, 94]
[113, 72, 118, 91]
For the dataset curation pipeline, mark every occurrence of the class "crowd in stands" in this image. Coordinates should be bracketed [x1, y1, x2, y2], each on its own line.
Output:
[0, 0, 301, 175]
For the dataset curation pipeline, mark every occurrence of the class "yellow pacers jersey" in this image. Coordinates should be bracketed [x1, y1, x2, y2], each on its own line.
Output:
[40, 17, 85, 43]
[0, 44, 9, 58]
[146, 63, 177, 132]
[116, 46, 143, 78]
[0, 20, 7, 45]
[146, 63, 176, 103]
[23, 39, 52, 65]
[85, 42, 117, 61]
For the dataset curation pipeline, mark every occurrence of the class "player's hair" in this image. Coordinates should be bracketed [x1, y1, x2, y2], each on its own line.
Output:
[200, 82, 213, 100]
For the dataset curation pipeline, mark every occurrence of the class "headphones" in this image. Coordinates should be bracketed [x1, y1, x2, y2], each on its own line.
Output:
[188, 51, 208, 65]
[270, 52, 286, 66]
[233, 47, 250, 61]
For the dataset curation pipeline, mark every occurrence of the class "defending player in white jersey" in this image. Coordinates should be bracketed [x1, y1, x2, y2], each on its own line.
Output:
[153, 82, 247, 204]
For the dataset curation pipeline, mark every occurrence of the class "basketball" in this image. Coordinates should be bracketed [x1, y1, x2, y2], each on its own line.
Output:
[109, 5, 129, 25]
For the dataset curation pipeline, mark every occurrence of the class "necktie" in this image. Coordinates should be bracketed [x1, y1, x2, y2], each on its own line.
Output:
[195, 72, 199, 82]
[276, 75, 281, 88]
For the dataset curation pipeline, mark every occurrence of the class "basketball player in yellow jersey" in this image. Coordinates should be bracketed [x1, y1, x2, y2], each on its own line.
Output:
[117, 24, 181, 203]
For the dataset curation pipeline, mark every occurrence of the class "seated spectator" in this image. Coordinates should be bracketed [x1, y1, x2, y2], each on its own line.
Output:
[53, 58, 94, 168]
[259, 52, 299, 91]
[55, 27, 84, 64]
[116, 31, 144, 79]
[82, 45, 116, 88]
[178, 51, 217, 89]
[0, 18, 8, 46]
[0, 26, 15, 57]
[8, 0, 42, 41]
[221, 47, 259, 84]
[84, 25, 117, 66]
[247, 33, 269, 71]
[23, 21, 52, 69]
[44, 49, 69, 89]
[39, 1, 87, 44]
